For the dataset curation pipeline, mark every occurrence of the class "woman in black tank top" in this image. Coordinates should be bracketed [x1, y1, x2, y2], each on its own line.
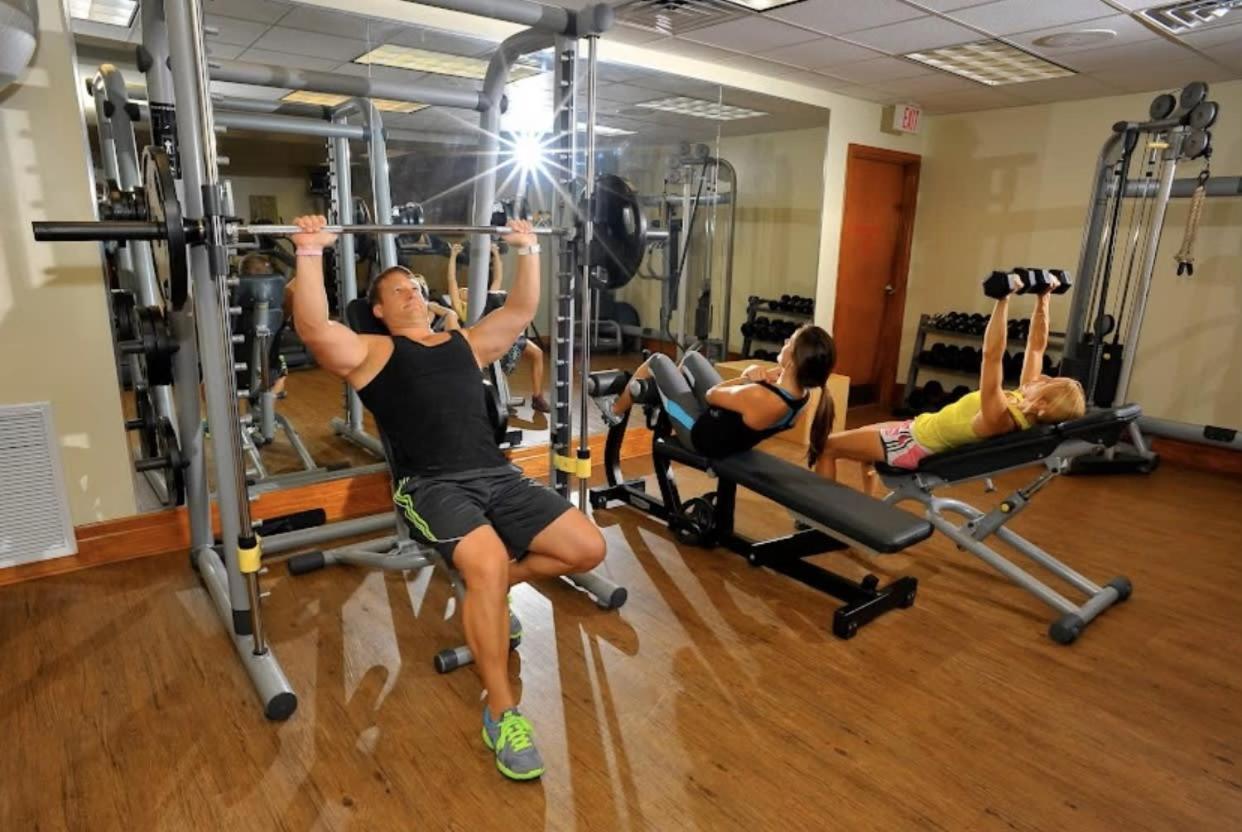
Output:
[600, 325, 837, 462]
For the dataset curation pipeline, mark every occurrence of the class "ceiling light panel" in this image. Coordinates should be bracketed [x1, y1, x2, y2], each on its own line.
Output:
[281, 91, 427, 113]
[905, 40, 1074, 86]
[1138, 0, 1242, 35]
[636, 95, 767, 121]
[69, 0, 137, 27]
[355, 44, 541, 81]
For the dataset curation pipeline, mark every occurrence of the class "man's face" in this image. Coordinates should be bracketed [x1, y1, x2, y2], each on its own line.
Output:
[374, 273, 429, 328]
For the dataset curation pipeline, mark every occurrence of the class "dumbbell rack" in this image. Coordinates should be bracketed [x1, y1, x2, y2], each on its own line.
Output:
[740, 296, 814, 359]
[898, 314, 1065, 416]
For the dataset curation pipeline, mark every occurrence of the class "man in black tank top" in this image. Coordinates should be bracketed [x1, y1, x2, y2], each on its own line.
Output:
[290, 215, 606, 782]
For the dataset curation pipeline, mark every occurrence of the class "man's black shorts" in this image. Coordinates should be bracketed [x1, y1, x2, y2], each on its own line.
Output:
[393, 464, 573, 562]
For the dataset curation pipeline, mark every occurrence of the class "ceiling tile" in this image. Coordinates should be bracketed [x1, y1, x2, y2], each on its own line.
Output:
[1201, 43, 1242, 73]
[1093, 58, 1239, 91]
[756, 36, 880, 68]
[842, 15, 981, 53]
[276, 7, 399, 43]
[1177, 21, 1242, 51]
[598, 63, 654, 83]
[682, 17, 821, 52]
[772, 68, 854, 90]
[384, 28, 498, 57]
[605, 24, 669, 45]
[1005, 14, 1160, 55]
[236, 48, 344, 72]
[947, 0, 1116, 35]
[1059, 37, 1198, 71]
[206, 43, 246, 61]
[249, 27, 371, 61]
[905, 0, 994, 11]
[824, 56, 932, 83]
[1002, 73, 1120, 103]
[829, 82, 899, 102]
[768, 0, 923, 36]
[599, 83, 666, 104]
[631, 73, 722, 98]
[883, 71, 983, 97]
[203, 0, 292, 25]
[203, 15, 271, 48]
[209, 80, 291, 101]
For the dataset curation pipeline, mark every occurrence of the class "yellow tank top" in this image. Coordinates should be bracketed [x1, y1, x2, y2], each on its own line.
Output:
[911, 390, 1031, 453]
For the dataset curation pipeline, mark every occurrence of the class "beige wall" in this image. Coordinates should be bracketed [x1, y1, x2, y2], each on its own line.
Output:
[227, 174, 320, 224]
[905, 79, 1242, 427]
[0, 0, 137, 524]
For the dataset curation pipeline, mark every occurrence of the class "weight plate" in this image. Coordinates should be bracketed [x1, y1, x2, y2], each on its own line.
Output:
[1184, 128, 1211, 160]
[133, 388, 160, 461]
[142, 147, 189, 309]
[1178, 81, 1207, 114]
[1149, 92, 1176, 121]
[110, 289, 137, 342]
[130, 304, 178, 386]
[1188, 100, 1218, 130]
[589, 173, 646, 290]
[158, 417, 187, 506]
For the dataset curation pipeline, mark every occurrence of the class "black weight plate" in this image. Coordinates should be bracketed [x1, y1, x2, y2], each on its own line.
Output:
[131, 304, 177, 386]
[142, 147, 189, 309]
[134, 388, 160, 460]
[1188, 100, 1218, 130]
[111, 289, 136, 341]
[1184, 129, 1211, 160]
[158, 417, 187, 506]
[590, 173, 646, 289]
[1178, 81, 1207, 113]
[1149, 92, 1176, 121]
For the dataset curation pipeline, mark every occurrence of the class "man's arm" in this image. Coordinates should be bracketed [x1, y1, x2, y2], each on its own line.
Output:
[1020, 285, 1053, 386]
[489, 244, 504, 291]
[464, 221, 538, 366]
[289, 216, 369, 379]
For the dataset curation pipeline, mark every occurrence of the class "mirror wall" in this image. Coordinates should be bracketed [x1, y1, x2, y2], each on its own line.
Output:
[71, 9, 831, 512]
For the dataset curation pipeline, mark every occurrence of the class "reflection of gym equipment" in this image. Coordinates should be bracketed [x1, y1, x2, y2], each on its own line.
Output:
[1058, 81, 1241, 469]
[231, 274, 324, 482]
[586, 369, 928, 639]
[635, 142, 737, 361]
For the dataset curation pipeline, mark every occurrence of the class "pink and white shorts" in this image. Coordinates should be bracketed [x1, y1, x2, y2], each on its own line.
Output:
[878, 420, 934, 470]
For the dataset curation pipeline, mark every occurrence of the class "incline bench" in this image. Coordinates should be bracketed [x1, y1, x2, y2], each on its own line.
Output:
[877, 405, 1140, 643]
[587, 370, 933, 639]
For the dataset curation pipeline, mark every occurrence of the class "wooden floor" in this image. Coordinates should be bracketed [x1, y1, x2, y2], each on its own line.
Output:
[6, 454, 1242, 829]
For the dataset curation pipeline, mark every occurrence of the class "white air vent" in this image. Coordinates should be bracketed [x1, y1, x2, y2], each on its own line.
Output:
[614, 0, 747, 37]
[1138, 0, 1242, 35]
[0, 403, 76, 567]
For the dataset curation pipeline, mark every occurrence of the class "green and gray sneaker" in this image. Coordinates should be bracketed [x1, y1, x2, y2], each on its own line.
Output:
[482, 708, 545, 781]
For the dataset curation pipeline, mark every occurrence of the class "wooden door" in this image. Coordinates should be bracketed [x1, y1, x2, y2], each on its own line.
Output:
[832, 144, 920, 406]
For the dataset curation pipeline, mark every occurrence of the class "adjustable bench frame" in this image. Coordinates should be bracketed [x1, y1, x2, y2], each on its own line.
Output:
[877, 408, 1139, 644]
[591, 408, 918, 639]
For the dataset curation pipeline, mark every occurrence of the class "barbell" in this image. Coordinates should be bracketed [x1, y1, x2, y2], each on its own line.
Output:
[32, 148, 652, 308]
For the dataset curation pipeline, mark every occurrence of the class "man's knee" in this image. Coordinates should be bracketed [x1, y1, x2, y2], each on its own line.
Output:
[574, 521, 607, 572]
[453, 529, 510, 589]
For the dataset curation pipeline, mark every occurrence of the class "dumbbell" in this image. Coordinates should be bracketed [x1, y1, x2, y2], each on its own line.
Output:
[797, 298, 814, 315]
[740, 321, 755, 338]
[1021, 267, 1073, 295]
[1002, 352, 1020, 380]
[927, 343, 948, 367]
[943, 345, 963, 369]
[950, 385, 971, 403]
[923, 380, 946, 410]
[779, 294, 794, 312]
[782, 320, 799, 338]
[753, 317, 772, 341]
[958, 346, 980, 371]
[969, 314, 987, 334]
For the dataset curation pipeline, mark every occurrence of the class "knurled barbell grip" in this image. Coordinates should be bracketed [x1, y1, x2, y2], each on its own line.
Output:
[32, 221, 166, 241]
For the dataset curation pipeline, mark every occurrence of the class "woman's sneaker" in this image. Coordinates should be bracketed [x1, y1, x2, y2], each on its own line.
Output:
[595, 395, 625, 428]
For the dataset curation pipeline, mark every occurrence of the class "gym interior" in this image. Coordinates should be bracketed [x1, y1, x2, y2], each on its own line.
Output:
[1, 0, 1239, 827]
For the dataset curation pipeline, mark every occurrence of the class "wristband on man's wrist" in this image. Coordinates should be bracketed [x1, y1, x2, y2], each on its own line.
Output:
[296, 247, 323, 257]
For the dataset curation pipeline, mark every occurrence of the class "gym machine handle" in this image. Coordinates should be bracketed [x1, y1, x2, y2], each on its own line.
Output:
[32, 220, 167, 242]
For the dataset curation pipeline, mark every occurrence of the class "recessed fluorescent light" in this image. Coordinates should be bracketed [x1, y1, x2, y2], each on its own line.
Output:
[905, 40, 1074, 86]
[586, 123, 637, 136]
[635, 95, 766, 121]
[354, 44, 542, 81]
[1138, 0, 1242, 35]
[281, 91, 427, 113]
[70, 0, 137, 27]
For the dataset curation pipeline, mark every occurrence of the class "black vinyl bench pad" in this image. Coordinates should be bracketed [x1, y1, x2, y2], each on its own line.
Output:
[876, 405, 1142, 481]
[655, 439, 932, 554]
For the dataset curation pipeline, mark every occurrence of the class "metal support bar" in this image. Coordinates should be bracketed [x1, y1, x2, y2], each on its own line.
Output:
[211, 60, 489, 111]
[215, 110, 365, 139]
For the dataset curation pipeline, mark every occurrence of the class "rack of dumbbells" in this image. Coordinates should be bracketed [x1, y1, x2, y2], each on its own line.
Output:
[739, 294, 815, 360]
[897, 311, 1065, 417]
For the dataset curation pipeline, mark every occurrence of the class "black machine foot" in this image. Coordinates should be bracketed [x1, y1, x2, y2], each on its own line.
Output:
[830, 576, 919, 639]
[1049, 613, 1085, 645]
[1107, 576, 1133, 602]
[264, 692, 298, 721]
[287, 550, 326, 575]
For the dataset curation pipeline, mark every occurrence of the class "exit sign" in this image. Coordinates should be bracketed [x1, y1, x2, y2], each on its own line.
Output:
[891, 103, 922, 134]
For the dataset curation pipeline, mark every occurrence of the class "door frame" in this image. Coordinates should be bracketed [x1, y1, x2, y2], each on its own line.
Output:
[834, 143, 921, 409]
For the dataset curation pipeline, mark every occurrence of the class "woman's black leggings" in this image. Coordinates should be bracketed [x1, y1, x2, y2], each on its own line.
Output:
[648, 351, 720, 450]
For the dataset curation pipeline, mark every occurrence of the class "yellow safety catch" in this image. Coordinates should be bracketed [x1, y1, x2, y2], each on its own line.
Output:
[238, 539, 262, 574]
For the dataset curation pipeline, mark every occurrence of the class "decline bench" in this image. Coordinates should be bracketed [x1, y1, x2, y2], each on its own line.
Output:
[587, 371, 933, 639]
[877, 404, 1140, 644]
